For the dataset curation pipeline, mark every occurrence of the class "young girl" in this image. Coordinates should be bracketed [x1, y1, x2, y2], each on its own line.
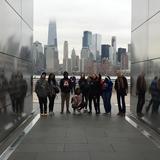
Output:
[71, 88, 85, 113]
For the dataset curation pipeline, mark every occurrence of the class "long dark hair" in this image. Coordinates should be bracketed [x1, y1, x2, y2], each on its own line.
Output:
[48, 73, 56, 85]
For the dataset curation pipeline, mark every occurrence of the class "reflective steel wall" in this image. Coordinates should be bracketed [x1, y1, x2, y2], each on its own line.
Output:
[131, 0, 160, 131]
[0, 0, 33, 141]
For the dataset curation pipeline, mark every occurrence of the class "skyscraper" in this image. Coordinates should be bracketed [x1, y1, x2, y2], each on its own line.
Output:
[92, 34, 102, 60]
[82, 31, 92, 49]
[32, 41, 45, 74]
[71, 48, 77, 72]
[63, 41, 69, 71]
[47, 20, 59, 72]
[101, 44, 110, 60]
[111, 36, 117, 65]
[44, 45, 59, 73]
[48, 21, 58, 47]
[117, 48, 126, 63]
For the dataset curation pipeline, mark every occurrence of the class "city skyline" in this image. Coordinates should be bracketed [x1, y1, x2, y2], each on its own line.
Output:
[34, 0, 131, 63]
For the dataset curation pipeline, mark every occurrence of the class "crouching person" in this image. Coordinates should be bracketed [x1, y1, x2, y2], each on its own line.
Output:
[35, 72, 49, 116]
[71, 88, 85, 114]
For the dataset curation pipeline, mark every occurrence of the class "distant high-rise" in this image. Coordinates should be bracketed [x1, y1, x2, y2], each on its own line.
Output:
[117, 48, 126, 63]
[48, 21, 58, 47]
[101, 44, 110, 60]
[44, 45, 59, 73]
[32, 41, 45, 74]
[71, 48, 77, 72]
[92, 34, 102, 60]
[111, 36, 117, 65]
[63, 41, 69, 71]
[82, 31, 92, 49]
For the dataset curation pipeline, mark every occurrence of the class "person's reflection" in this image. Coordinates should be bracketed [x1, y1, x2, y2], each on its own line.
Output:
[146, 76, 158, 113]
[151, 78, 160, 114]
[8, 73, 17, 113]
[0, 68, 8, 113]
[136, 72, 146, 117]
[14, 72, 28, 116]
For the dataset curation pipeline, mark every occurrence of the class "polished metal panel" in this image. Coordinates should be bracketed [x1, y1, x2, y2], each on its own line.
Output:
[148, 14, 160, 59]
[0, 0, 33, 142]
[131, 23, 149, 62]
[149, 0, 160, 17]
[0, 1, 21, 56]
[22, 0, 33, 27]
[132, 0, 148, 31]
[131, 0, 160, 130]
[5, 0, 21, 15]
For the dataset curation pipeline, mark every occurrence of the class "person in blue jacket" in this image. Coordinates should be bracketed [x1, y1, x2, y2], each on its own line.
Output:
[102, 76, 113, 114]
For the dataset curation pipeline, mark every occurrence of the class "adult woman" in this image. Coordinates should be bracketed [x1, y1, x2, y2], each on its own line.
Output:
[35, 72, 49, 116]
[48, 73, 58, 116]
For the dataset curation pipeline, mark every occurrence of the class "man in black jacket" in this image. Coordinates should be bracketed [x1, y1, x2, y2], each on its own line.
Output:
[60, 71, 72, 114]
[114, 71, 128, 116]
[88, 74, 99, 114]
[78, 73, 88, 111]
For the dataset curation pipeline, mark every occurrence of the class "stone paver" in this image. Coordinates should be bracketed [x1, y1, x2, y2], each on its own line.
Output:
[7, 94, 160, 160]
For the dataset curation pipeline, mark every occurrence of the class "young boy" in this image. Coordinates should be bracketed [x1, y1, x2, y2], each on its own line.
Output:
[71, 88, 85, 113]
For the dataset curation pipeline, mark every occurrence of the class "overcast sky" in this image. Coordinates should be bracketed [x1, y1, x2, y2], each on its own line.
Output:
[34, 0, 131, 63]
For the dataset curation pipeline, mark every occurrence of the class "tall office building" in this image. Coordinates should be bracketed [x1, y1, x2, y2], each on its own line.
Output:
[111, 36, 117, 65]
[48, 21, 58, 47]
[131, 0, 160, 131]
[71, 48, 77, 72]
[82, 31, 92, 50]
[63, 41, 69, 71]
[44, 45, 59, 73]
[92, 34, 102, 60]
[0, 0, 33, 141]
[117, 48, 126, 63]
[101, 44, 110, 60]
[47, 21, 59, 71]
[32, 41, 45, 74]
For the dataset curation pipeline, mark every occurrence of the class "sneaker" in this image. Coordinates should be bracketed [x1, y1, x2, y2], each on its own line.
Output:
[121, 113, 126, 116]
[117, 112, 121, 116]
[88, 111, 92, 114]
[66, 110, 71, 114]
[49, 112, 54, 117]
[60, 111, 64, 114]
[40, 113, 44, 116]
[44, 113, 48, 116]
[84, 109, 88, 113]
[137, 113, 144, 117]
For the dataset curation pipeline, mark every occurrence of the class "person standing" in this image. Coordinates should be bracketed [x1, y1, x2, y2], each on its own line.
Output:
[35, 72, 49, 116]
[70, 75, 76, 94]
[60, 71, 72, 114]
[48, 73, 58, 116]
[150, 78, 160, 114]
[136, 72, 146, 117]
[88, 74, 99, 114]
[96, 74, 103, 114]
[78, 73, 88, 111]
[114, 71, 128, 116]
[146, 76, 158, 113]
[102, 76, 113, 114]
[15, 72, 27, 115]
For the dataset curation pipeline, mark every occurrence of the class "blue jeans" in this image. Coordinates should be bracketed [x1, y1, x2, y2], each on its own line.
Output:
[102, 92, 112, 113]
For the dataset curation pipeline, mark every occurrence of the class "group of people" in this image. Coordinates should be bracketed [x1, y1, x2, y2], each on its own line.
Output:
[0, 70, 28, 114]
[35, 71, 129, 117]
[136, 72, 160, 116]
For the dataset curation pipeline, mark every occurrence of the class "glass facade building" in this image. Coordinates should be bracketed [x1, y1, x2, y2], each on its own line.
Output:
[0, 0, 33, 141]
[131, 0, 160, 132]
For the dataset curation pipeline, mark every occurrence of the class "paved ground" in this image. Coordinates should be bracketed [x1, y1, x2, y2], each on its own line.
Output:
[6, 93, 160, 160]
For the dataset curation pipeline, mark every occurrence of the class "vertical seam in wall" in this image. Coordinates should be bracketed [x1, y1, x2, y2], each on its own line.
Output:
[4, 0, 33, 31]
